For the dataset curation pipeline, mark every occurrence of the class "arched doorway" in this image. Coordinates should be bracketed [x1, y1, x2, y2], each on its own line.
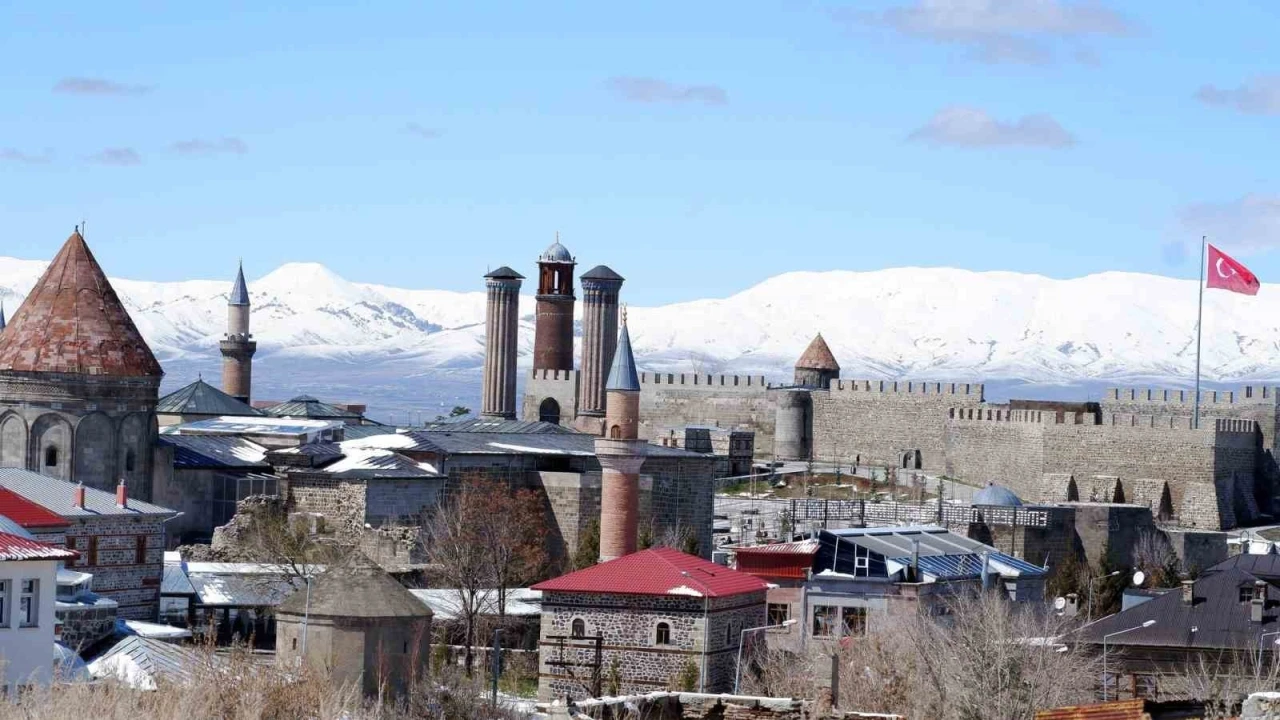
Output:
[539, 397, 561, 425]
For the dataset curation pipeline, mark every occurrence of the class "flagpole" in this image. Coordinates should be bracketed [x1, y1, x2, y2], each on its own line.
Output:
[1193, 235, 1206, 429]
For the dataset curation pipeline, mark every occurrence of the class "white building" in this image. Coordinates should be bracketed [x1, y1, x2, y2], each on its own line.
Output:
[0, 523, 78, 691]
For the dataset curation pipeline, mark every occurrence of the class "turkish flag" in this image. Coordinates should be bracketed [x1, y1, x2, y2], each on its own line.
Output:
[1206, 244, 1260, 296]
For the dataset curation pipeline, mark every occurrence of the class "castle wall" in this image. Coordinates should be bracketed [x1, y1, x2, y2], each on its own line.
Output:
[639, 374, 775, 454]
[522, 370, 580, 425]
[811, 380, 986, 469]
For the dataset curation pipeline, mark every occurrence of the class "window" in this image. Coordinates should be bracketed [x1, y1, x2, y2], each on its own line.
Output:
[813, 605, 838, 637]
[44, 447, 57, 467]
[1133, 673, 1158, 699]
[610, 425, 621, 439]
[571, 619, 585, 638]
[1241, 586, 1256, 603]
[655, 622, 671, 646]
[135, 535, 147, 565]
[125, 450, 136, 473]
[87, 537, 98, 567]
[18, 580, 37, 628]
[767, 603, 790, 626]
[841, 607, 867, 637]
[292, 637, 297, 650]
[0, 580, 8, 627]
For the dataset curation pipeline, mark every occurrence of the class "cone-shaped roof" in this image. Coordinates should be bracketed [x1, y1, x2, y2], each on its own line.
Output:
[0, 231, 162, 377]
[796, 333, 839, 372]
[606, 316, 640, 392]
[277, 553, 432, 619]
[228, 262, 250, 306]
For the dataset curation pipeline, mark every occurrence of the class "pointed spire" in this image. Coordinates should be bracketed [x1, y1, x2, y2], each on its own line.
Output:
[796, 332, 840, 372]
[606, 309, 640, 392]
[229, 261, 250, 306]
[0, 300, 6, 332]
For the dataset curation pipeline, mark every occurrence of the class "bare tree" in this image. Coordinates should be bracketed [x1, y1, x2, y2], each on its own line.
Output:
[1159, 647, 1280, 719]
[1131, 529, 1182, 588]
[475, 484, 550, 620]
[424, 479, 494, 675]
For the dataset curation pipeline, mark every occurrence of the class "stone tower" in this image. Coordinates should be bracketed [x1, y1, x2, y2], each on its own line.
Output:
[0, 229, 163, 497]
[597, 314, 646, 563]
[578, 265, 624, 419]
[481, 266, 524, 419]
[533, 236, 576, 372]
[774, 333, 840, 461]
[219, 262, 256, 405]
[794, 333, 840, 389]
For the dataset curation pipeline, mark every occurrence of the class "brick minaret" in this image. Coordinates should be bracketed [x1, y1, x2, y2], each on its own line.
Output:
[597, 312, 646, 562]
[481, 266, 524, 419]
[533, 235, 576, 371]
[219, 262, 257, 404]
[578, 266, 624, 417]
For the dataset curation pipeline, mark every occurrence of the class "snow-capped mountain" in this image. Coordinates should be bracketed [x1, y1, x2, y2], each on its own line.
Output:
[0, 259, 1272, 419]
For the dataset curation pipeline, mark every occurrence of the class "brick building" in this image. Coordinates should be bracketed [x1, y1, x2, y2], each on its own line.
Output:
[532, 547, 767, 701]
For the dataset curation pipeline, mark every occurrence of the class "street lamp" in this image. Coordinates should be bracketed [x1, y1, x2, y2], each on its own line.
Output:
[1087, 570, 1121, 624]
[734, 619, 799, 693]
[1103, 620, 1155, 701]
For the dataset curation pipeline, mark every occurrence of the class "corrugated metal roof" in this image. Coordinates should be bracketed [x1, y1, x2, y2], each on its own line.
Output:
[187, 568, 300, 607]
[342, 424, 402, 440]
[420, 418, 573, 434]
[157, 379, 263, 417]
[263, 396, 362, 419]
[0, 468, 176, 518]
[175, 416, 342, 436]
[162, 562, 196, 596]
[734, 540, 820, 556]
[87, 636, 210, 689]
[0, 531, 78, 561]
[534, 547, 768, 599]
[403, 429, 700, 459]
[160, 434, 269, 469]
[821, 526, 1045, 580]
[1034, 700, 1148, 720]
[409, 588, 542, 620]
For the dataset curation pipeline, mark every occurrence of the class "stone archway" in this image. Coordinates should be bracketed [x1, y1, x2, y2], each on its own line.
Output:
[539, 397, 561, 425]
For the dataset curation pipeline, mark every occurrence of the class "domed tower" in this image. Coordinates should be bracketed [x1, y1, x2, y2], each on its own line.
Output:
[481, 266, 524, 419]
[533, 235, 576, 372]
[578, 265, 624, 418]
[794, 333, 840, 389]
[0, 229, 163, 497]
[597, 313, 646, 562]
[219, 262, 257, 404]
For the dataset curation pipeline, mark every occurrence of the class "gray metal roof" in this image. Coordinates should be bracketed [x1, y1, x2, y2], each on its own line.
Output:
[88, 636, 209, 687]
[401, 429, 699, 458]
[972, 483, 1024, 507]
[1076, 554, 1280, 650]
[420, 418, 574, 434]
[606, 321, 640, 392]
[264, 395, 362, 419]
[539, 239, 574, 264]
[342, 424, 402, 440]
[484, 266, 524, 280]
[0, 468, 176, 518]
[228, 263, 250, 306]
[157, 379, 264, 417]
[160, 434, 269, 469]
[580, 265, 624, 283]
[299, 441, 437, 478]
[162, 562, 196, 596]
[820, 525, 1045, 580]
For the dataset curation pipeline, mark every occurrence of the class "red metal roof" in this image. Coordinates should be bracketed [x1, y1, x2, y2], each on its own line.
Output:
[0, 487, 69, 528]
[0, 532, 78, 561]
[1034, 700, 1148, 720]
[0, 231, 163, 377]
[733, 539, 820, 556]
[532, 547, 769, 598]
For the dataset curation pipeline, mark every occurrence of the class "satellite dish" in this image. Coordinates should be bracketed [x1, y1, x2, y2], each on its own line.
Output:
[1132, 570, 1146, 587]
[1053, 596, 1067, 611]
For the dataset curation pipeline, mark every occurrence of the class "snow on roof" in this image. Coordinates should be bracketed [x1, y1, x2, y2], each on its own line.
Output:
[408, 588, 542, 620]
[175, 416, 342, 437]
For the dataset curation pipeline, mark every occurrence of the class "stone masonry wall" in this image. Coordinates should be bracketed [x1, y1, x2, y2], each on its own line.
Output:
[638, 374, 776, 458]
[523, 371, 581, 425]
[36, 515, 167, 620]
[283, 474, 366, 533]
[365, 477, 445, 525]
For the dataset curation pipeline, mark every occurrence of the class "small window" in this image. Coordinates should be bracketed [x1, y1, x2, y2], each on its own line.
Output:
[571, 618, 585, 638]
[125, 450, 136, 473]
[18, 580, 37, 628]
[1241, 587, 1255, 603]
[292, 637, 297, 650]
[655, 622, 671, 646]
[767, 603, 790, 626]
[726, 624, 733, 645]
[610, 425, 621, 439]
[842, 607, 867, 637]
[135, 535, 147, 565]
[813, 605, 837, 637]
[0, 580, 9, 627]
[403, 641, 408, 653]
[44, 447, 57, 468]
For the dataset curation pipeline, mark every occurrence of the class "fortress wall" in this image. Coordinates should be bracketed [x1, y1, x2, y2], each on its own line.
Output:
[943, 415, 1047, 501]
[521, 370, 579, 424]
[811, 380, 986, 469]
[637, 373, 776, 454]
[1103, 386, 1279, 451]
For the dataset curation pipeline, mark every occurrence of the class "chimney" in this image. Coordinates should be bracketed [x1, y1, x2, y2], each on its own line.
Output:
[72, 482, 85, 509]
[1182, 579, 1195, 605]
[115, 479, 128, 509]
[910, 539, 920, 583]
[1253, 580, 1267, 623]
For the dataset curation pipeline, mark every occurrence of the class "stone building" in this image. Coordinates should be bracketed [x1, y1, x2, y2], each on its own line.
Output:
[219, 263, 256, 405]
[275, 553, 432, 697]
[156, 378, 264, 427]
[0, 229, 162, 498]
[532, 546, 767, 701]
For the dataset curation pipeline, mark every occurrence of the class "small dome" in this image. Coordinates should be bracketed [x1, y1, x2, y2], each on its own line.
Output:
[539, 240, 573, 264]
[972, 483, 1023, 507]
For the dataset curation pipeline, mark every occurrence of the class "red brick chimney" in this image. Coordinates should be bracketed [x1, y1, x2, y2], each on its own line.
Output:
[115, 479, 128, 509]
[73, 482, 86, 509]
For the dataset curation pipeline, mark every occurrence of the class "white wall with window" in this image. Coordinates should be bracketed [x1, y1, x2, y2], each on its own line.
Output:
[0, 557, 60, 690]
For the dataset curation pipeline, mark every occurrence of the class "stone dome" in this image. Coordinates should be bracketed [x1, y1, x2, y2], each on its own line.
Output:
[539, 239, 573, 263]
[972, 483, 1023, 507]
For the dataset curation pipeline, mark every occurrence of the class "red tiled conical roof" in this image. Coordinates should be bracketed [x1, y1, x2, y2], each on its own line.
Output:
[0, 231, 162, 377]
[796, 333, 839, 371]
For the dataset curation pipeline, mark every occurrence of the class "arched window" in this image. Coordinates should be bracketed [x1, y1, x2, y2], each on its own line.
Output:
[539, 398, 561, 425]
[609, 425, 621, 439]
[571, 618, 585, 638]
[125, 449, 136, 473]
[655, 622, 671, 646]
[44, 446, 58, 467]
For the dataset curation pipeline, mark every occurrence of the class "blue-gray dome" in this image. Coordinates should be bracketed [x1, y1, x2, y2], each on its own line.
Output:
[540, 239, 573, 263]
[972, 483, 1023, 507]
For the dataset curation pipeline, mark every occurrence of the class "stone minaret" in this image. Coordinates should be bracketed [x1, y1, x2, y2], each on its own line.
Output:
[578, 266, 624, 417]
[597, 313, 646, 563]
[481, 266, 524, 419]
[533, 235, 576, 372]
[220, 262, 257, 404]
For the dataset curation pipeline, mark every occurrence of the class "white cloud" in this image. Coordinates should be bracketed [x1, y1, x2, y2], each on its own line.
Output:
[88, 148, 142, 166]
[608, 77, 728, 105]
[1197, 76, 1280, 116]
[54, 77, 151, 96]
[908, 106, 1076, 148]
[1180, 195, 1280, 252]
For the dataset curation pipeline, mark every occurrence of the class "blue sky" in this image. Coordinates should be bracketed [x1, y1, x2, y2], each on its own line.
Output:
[2, 1, 1280, 305]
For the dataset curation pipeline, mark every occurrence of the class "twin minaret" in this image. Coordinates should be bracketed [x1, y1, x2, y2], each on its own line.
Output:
[219, 262, 256, 404]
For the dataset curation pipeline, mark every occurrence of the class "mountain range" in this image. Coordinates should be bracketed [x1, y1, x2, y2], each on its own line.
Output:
[0, 257, 1274, 421]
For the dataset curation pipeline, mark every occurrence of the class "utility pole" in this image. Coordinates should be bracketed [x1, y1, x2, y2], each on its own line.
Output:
[490, 628, 504, 707]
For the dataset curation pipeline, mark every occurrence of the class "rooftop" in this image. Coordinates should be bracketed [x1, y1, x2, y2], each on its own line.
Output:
[420, 417, 573, 434]
[387, 428, 700, 458]
[0, 467, 176, 519]
[0, 230, 162, 377]
[972, 482, 1024, 507]
[0, 487, 71, 528]
[157, 379, 263, 418]
[228, 263, 251, 306]
[533, 547, 769, 599]
[0, 531, 79, 561]
[409, 588, 542, 620]
[606, 319, 640, 392]
[484, 266, 524, 280]
[172, 415, 343, 437]
[580, 265, 624, 282]
[262, 395, 363, 420]
[539, 238, 574, 264]
[87, 636, 211, 690]
[819, 525, 1046, 580]
[159, 434, 270, 469]
[277, 553, 432, 619]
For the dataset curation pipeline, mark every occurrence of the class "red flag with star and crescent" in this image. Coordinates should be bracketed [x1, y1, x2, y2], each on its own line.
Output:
[1206, 244, 1260, 296]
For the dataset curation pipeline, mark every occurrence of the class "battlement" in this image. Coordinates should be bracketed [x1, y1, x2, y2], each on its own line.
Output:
[830, 379, 984, 398]
[946, 406, 1258, 434]
[528, 369, 579, 382]
[1105, 386, 1278, 405]
[639, 372, 772, 388]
